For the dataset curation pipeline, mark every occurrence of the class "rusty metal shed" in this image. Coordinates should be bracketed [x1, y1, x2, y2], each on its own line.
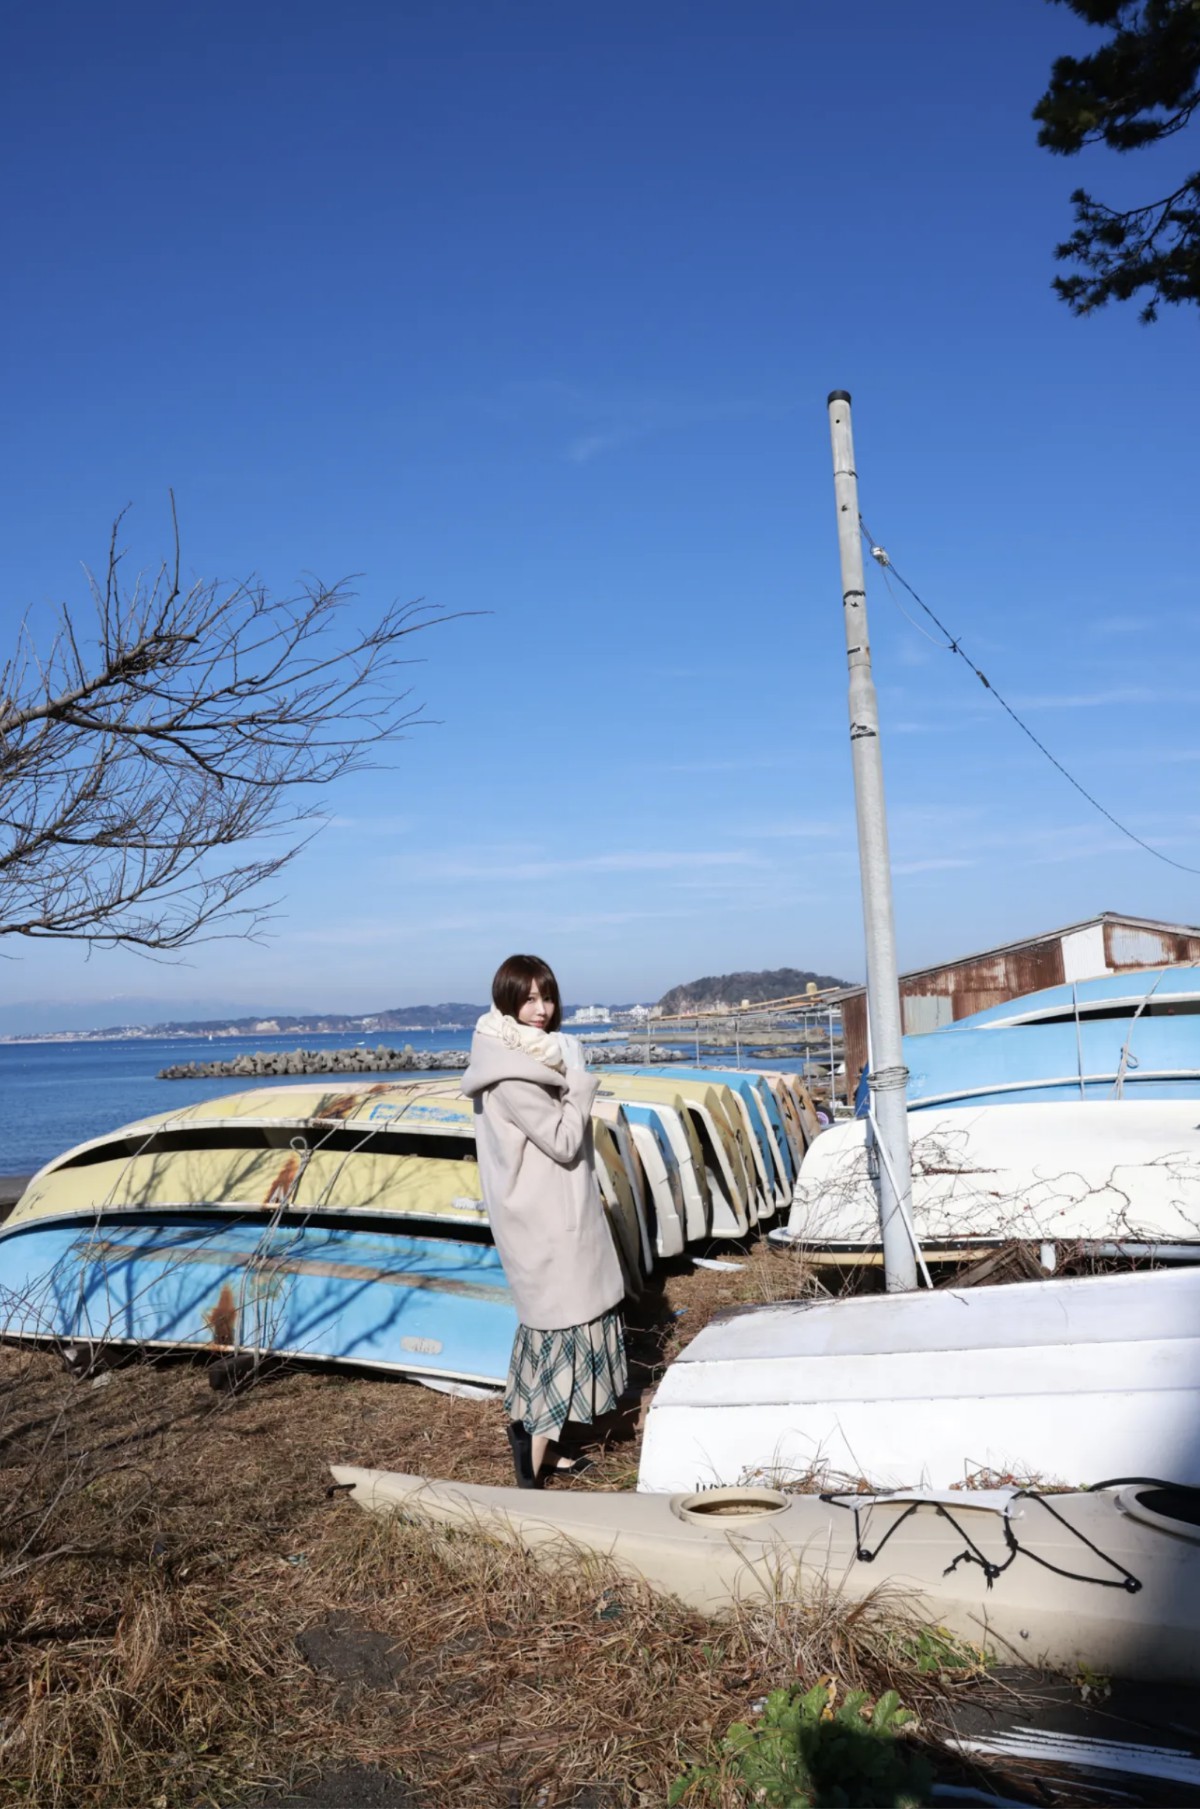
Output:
[839, 912, 1200, 1102]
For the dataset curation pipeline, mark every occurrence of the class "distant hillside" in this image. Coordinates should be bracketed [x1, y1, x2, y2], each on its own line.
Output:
[374, 1003, 488, 1028]
[657, 968, 852, 1014]
[142, 1003, 488, 1036]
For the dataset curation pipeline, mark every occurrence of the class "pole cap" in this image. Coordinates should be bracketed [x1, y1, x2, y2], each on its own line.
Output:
[827, 389, 852, 405]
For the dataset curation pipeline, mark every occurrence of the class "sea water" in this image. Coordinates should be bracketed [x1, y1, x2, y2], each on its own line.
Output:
[0, 1030, 475, 1177]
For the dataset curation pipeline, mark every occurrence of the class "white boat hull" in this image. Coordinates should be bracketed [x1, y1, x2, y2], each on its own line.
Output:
[786, 1099, 1200, 1253]
[330, 1465, 1200, 1685]
[636, 1265, 1200, 1492]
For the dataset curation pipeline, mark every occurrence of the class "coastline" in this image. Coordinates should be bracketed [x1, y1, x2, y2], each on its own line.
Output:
[0, 1176, 30, 1219]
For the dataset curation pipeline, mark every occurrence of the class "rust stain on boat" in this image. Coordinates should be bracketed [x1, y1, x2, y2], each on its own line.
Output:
[264, 1155, 300, 1204]
[315, 1083, 393, 1122]
[203, 1284, 239, 1345]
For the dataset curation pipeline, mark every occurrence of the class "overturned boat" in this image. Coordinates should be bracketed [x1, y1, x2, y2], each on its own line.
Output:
[598, 1075, 754, 1235]
[902, 1014, 1200, 1110]
[0, 1076, 638, 1383]
[0, 1214, 517, 1385]
[781, 1097, 1200, 1259]
[631, 1066, 795, 1206]
[948, 963, 1200, 1031]
[9, 1074, 651, 1266]
[636, 1264, 1200, 1494]
[330, 1464, 1200, 1685]
[12, 1080, 493, 1231]
[593, 1097, 686, 1259]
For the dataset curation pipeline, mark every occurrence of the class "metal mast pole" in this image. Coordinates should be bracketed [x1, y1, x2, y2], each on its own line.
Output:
[826, 391, 917, 1290]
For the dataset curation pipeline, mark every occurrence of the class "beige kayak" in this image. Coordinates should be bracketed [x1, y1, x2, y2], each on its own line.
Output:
[330, 1466, 1200, 1685]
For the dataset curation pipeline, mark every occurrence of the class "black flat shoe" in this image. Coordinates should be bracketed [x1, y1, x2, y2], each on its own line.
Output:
[551, 1454, 594, 1477]
[506, 1420, 540, 1489]
[540, 1441, 594, 1481]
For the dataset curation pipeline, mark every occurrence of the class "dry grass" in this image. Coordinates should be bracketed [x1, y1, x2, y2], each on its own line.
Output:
[0, 1242, 998, 1809]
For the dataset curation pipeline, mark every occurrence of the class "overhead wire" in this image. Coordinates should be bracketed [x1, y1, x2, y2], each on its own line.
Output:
[859, 517, 1200, 879]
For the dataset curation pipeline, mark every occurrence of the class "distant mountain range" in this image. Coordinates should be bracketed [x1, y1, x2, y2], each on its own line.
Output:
[1, 973, 851, 1040]
[656, 968, 852, 1015]
[5, 1000, 650, 1040]
[168, 1003, 489, 1034]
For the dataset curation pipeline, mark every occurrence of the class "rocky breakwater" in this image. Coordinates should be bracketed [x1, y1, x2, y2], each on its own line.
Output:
[158, 1043, 683, 1081]
[159, 1045, 468, 1080]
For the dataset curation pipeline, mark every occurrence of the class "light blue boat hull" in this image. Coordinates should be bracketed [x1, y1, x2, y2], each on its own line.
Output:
[0, 1214, 517, 1386]
[905, 1015, 1200, 1110]
[621, 1103, 681, 1176]
[946, 964, 1200, 1031]
[630, 1067, 795, 1188]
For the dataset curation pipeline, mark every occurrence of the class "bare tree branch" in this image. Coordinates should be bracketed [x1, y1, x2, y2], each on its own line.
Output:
[0, 503, 472, 952]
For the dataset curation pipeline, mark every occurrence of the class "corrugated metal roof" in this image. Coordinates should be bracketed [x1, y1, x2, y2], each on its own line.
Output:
[837, 911, 1200, 1000]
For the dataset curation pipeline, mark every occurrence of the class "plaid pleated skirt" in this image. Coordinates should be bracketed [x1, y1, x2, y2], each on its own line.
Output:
[504, 1310, 628, 1438]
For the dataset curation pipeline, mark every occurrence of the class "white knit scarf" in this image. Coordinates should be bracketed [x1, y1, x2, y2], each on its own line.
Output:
[474, 1007, 566, 1074]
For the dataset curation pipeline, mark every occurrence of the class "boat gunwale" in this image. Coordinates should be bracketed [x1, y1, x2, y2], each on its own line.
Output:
[0, 1199, 495, 1239]
[0, 1324, 506, 1388]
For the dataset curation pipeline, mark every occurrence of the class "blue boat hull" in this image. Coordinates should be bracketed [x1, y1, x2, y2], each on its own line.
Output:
[904, 1016, 1200, 1110]
[0, 1213, 518, 1386]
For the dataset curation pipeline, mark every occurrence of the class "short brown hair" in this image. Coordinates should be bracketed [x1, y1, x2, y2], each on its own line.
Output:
[491, 954, 562, 1031]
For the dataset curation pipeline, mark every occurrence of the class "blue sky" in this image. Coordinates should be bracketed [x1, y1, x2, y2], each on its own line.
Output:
[3, 0, 1198, 1027]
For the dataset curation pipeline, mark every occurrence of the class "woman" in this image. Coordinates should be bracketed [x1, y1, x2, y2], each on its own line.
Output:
[461, 953, 627, 1488]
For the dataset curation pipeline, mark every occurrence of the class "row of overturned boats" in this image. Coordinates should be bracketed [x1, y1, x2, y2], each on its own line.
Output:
[0, 1061, 817, 1392]
[4, 968, 1200, 1697]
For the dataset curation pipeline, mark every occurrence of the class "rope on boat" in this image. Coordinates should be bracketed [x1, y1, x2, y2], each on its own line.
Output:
[1112, 970, 1165, 1100]
[820, 1489, 1145, 1594]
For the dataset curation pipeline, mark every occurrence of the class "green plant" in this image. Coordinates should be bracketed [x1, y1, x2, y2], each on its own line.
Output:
[1076, 1661, 1112, 1704]
[895, 1626, 991, 1680]
[670, 1680, 933, 1808]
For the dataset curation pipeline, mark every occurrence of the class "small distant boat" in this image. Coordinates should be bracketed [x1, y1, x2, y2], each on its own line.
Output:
[783, 1098, 1200, 1258]
[667, 1079, 762, 1221]
[742, 1074, 807, 1177]
[636, 1265, 1200, 1494]
[330, 1464, 1200, 1685]
[0, 1216, 517, 1385]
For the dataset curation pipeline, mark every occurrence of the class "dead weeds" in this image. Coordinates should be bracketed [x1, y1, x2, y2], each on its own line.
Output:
[0, 1242, 989, 1809]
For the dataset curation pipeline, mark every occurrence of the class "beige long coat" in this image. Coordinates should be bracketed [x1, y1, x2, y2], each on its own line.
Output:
[460, 1033, 625, 1331]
